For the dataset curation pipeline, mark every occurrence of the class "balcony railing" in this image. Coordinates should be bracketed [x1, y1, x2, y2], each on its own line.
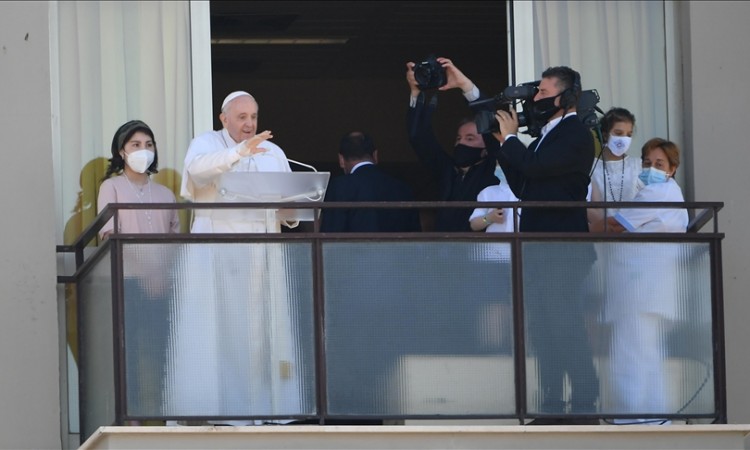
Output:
[56, 201, 725, 443]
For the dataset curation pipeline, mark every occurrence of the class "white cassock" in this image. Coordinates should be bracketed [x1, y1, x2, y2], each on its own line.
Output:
[601, 178, 689, 418]
[165, 128, 304, 422]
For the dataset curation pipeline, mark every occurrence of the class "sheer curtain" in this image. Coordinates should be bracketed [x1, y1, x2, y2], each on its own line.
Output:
[523, 1, 669, 156]
[53, 1, 194, 433]
[56, 1, 193, 246]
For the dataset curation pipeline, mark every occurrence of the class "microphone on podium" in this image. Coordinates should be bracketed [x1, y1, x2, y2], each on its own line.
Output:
[286, 158, 318, 172]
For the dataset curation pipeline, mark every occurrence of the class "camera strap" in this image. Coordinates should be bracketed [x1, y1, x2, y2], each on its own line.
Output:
[588, 125, 605, 179]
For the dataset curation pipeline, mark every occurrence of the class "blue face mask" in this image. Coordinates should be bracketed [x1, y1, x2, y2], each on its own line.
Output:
[494, 165, 507, 184]
[639, 167, 669, 185]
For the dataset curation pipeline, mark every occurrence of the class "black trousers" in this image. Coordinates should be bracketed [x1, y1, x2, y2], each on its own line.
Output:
[523, 243, 599, 414]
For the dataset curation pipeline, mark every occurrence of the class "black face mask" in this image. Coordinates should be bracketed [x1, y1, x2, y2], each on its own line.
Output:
[453, 144, 484, 168]
[531, 94, 562, 124]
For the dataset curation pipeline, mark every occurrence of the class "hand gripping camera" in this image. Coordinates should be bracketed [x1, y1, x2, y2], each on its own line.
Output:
[469, 81, 540, 136]
[413, 55, 447, 90]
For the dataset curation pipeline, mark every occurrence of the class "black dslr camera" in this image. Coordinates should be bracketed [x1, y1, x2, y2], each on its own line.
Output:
[413, 55, 447, 90]
[469, 82, 540, 136]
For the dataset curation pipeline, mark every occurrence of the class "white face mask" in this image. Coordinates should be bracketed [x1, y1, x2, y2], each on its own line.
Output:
[125, 149, 155, 174]
[607, 135, 632, 157]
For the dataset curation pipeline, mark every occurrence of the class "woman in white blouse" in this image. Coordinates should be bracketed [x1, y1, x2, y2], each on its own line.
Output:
[587, 107, 643, 230]
[598, 138, 689, 424]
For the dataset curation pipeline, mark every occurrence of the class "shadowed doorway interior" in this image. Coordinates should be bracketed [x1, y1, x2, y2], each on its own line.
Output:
[209, 1, 508, 230]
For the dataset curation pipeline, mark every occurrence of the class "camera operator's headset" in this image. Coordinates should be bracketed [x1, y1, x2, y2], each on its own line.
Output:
[556, 69, 606, 176]
[559, 68, 582, 111]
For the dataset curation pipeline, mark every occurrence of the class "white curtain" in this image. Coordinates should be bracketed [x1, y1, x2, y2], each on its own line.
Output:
[56, 0, 193, 245]
[530, 1, 669, 155]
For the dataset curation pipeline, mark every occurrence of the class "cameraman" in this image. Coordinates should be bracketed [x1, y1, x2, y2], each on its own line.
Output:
[493, 67, 594, 233]
[493, 66, 600, 424]
[405, 57, 499, 232]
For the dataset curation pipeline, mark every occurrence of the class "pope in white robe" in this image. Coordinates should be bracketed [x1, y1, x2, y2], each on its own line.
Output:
[165, 92, 307, 424]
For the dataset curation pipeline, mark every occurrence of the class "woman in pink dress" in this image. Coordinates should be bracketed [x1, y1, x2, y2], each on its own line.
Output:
[98, 120, 180, 422]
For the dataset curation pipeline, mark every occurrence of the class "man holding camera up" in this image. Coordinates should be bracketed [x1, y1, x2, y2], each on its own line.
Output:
[494, 67, 599, 424]
[405, 56, 499, 232]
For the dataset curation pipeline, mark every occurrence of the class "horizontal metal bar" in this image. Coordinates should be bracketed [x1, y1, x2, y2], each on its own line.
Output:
[96, 201, 724, 210]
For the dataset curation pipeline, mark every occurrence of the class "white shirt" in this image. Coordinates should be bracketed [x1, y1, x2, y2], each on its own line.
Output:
[469, 183, 520, 261]
[350, 161, 374, 174]
[614, 178, 688, 232]
[409, 84, 480, 107]
[502, 111, 577, 149]
[469, 183, 520, 233]
[180, 128, 292, 233]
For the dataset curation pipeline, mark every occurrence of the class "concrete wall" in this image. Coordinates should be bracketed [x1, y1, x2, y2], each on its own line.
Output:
[0, 2, 62, 449]
[681, 1, 750, 424]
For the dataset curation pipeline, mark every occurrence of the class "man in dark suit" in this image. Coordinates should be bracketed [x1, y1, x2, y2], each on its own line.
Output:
[405, 57, 500, 232]
[494, 66, 599, 424]
[318, 132, 420, 424]
[320, 131, 421, 232]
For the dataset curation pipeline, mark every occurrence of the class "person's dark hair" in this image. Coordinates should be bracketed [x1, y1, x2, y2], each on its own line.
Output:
[541, 66, 581, 109]
[103, 120, 159, 180]
[339, 131, 376, 161]
[457, 116, 476, 129]
[641, 137, 680, 170]
[601, 107, 636, 141]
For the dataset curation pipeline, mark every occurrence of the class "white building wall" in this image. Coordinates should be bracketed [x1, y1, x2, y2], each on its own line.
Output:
[681, 0, 750, 424]
[0, 1, 62, 449]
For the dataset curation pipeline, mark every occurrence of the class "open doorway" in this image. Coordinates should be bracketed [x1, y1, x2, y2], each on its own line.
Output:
[209, 1, 508, 228]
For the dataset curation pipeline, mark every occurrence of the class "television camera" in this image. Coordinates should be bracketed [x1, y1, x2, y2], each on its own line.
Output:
[470, 82, 602, 138]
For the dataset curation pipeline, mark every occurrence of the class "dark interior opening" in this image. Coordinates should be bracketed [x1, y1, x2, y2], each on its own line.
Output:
[209, 1, 509, 230]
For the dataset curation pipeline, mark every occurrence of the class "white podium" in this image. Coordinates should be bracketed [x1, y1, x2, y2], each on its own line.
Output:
[215, 171, 330, 228]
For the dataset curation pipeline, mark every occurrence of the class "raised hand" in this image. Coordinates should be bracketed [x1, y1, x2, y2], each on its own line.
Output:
[436, 57, 474, 93]
[239, 130, 273, 157]
[405, 62, 420, 97]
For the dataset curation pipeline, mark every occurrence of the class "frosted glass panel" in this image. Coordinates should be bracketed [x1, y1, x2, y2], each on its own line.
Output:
[522, 242, 599, 415]
[121, 244, 179, 417]
[76, 236, 720, 425]
[523, 241, 715, 418]
[78, 247, 114, 439]
[323, 241, 515, 416]
[594, 242, 714, 418]
[122, 242, 316, 418]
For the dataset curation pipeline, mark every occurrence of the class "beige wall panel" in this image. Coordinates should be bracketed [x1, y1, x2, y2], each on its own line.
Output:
[0, 1, 62, 449]
[683, 0, 750, 424]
